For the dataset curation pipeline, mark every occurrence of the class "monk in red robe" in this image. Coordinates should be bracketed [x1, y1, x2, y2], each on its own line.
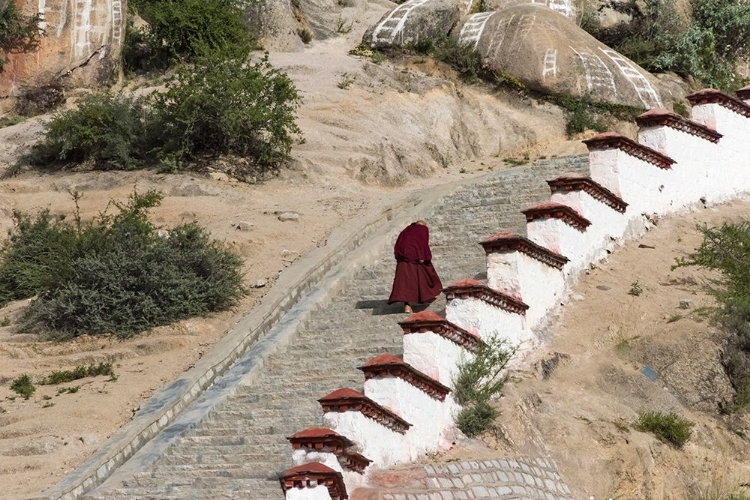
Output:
[387, 220, 443, 313]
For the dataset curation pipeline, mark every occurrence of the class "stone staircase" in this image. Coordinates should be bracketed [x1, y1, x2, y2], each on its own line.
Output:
[88, 157, 589, 500]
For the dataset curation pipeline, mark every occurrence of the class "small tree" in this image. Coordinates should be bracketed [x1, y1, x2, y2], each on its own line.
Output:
[150, 53, 302, 174]
[0, 1, 44, 73]
[452, 336, 515, 437]
[674, 221, 750, 410]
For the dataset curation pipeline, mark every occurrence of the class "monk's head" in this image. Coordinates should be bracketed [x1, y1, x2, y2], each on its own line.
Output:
[415, 220, 427, 226]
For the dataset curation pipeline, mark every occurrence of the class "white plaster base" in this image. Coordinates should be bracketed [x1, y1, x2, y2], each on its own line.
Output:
[285, 484, 332, 500]
[445, 296, 527, 347]
[403, 332, 471, 387]
[322, 411, 412, 467]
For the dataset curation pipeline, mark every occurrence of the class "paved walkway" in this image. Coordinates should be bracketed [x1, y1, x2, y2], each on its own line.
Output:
[87, 157, 589, 499]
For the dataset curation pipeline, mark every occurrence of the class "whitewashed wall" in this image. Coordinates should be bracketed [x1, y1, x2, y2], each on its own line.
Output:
[322, 412, 412, 465]
[549, 189, 631, 262]
[364, 377, 458, 457]
[486, 251, 566, 330]
[286, 485, 332, 500]
[402, 332, 469, 386]
[445, 296, 527, 345]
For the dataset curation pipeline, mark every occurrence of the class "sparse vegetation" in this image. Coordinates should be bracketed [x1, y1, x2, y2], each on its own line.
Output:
[629, 281, 643, 296]
[337, 72, 355, 89]
[674, 221, 750, 410]
[297, 28, 313, 44]
[10, 374, 34, 399]
[40, 363, 115, 385]
[581, 0, 750, 90]
[0, 316, 9, 327]
[636, 410, 693, 447]
[0, 115, 24, 129]
[667, 314, 683, 323]
[0, 190, 246, 338]
[0, 2, 44, 73]
[452, 337, 515, 437]
[18, 53, 301, 178]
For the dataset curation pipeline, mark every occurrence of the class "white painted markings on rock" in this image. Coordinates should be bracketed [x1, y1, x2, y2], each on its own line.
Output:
[371, 0, 432, 45]
[458, 12, 495, 49]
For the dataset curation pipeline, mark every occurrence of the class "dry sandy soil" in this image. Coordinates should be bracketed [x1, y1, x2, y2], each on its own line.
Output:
[451, 200, 750, 499]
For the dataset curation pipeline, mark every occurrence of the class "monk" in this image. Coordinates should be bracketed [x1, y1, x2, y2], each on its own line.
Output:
[387, 220, 443, 313]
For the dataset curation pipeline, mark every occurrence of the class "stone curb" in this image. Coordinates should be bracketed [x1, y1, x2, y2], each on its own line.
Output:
[33, 170, 503, 500]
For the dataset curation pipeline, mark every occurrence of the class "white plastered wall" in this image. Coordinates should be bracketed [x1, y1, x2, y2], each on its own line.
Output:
[363, 377, 458, 457]
[445, 296, 527, 346]
[486, 251, 565, 331]
[286, 484, 332, 500]
[322, 411, 412, 466]
[688, 104, 750, 201]
[402, 331, 470, 387]
[549, 190, 630, 262]
[637, 127, 716, 208]
[526, 218, 588, 281]
[588, 149, 673, 217]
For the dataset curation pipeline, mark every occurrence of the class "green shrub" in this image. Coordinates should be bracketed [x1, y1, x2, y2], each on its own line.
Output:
[674, 221, 750, 410]
[0, 190, 245, 338]
[456, 400, 498, 437]
[125, 0, 254, 72]
[636, 410, 694, 447]
[582, 0, 750, 90]
[150, 53, 302, 172]
[22, 93, 153, 171]
[40, 363, 114, 385]
[0, 2, 44, 73]
[19, 54, 301, 177]
[431, 37, 484, 83]
[452, 336, 514, 437]
[10, 374, 35, 399]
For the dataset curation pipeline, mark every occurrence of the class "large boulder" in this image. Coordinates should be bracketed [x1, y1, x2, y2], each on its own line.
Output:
[483, 0, 582, 22]
[363, 0, 464, 49]
[0, 0, 124, 107]
[459, 4, 668, 109]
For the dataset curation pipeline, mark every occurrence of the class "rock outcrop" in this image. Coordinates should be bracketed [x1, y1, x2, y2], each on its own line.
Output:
[484, 0, 581, 21]
[364, 0, 465, 49]
[0, 0, 124, 110]
[459, 4, 668, 109]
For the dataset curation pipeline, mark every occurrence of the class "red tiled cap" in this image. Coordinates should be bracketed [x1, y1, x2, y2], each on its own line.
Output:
[547, 175, 628, 213]
[521, 202, 591, 232]
[403, 310, 443, 323]
[288, 427, 356, 456]
[636, 109, 722, 143]
[687, 88, 750, 119]
[279, 462, 348, 499]
[443, 279, 528, 315]
[358, 355, 451, 401]
[480, 233, 569, 270]
[361, 353, 405, 367]
[318, 388, 412, 434]
[289, 427, 345, 439]
[320, 388, 363, 401]
[583, 132, 675, 170]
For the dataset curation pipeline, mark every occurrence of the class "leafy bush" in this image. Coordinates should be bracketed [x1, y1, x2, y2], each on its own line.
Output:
[0, 1, 44, 72]
[150, 53, 302, 171]
[456, 400, 498, 437]
[582, 0, 750, 90]
[636, 410, 693, 447]
[10, 374, 35, 399]
[19, 54, 301, 177]
[0, 190, 245, 338]
[674, 221, 750, 410]
[40, 363, 114, 385]
[125, 0, 254, 72]
[452, 336, 515, 437]
[22, 93, 153, 171]
[431, 37, 484, 84]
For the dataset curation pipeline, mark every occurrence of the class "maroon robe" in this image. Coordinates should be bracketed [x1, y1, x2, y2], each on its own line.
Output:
[387, 223, 443, 304]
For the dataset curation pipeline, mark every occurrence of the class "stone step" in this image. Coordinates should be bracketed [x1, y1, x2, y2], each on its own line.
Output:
[95, 157, 590, 499]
